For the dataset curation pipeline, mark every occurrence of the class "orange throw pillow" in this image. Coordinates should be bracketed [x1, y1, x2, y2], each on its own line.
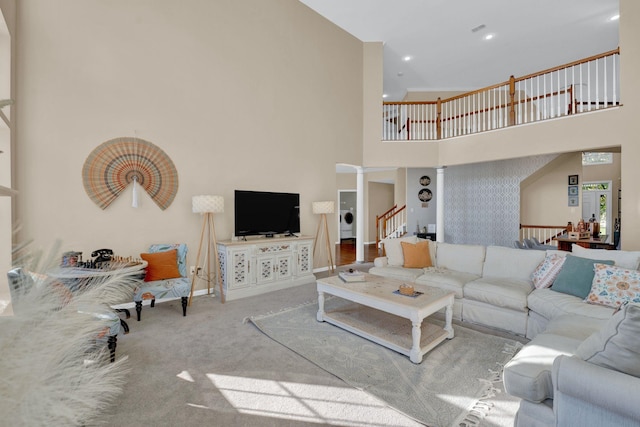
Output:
[140, 249, 181, 282]
[401, 241, 433, 268]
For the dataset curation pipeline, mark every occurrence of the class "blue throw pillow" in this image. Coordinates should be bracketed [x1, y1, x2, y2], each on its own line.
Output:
[552, 254, 615, 299]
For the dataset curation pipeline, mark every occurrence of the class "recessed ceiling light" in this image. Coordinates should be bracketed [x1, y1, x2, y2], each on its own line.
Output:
[403, 56, 412, 62]
[382, 94, 388, 99]
[609, 14, 620, 21]
[484, 34, 495, 40]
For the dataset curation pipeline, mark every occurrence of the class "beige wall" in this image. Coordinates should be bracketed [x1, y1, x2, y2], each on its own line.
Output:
[403, 91, 465, 102]
[521, 153, 583, 226]
[367, 182, 394, 240]
[13, 0, 365, 287]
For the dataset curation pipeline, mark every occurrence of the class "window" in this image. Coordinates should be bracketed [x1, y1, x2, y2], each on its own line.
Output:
[582, 152, 613, 166]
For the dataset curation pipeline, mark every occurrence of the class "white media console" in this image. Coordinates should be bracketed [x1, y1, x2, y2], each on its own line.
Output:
[217, 236, 316, 301]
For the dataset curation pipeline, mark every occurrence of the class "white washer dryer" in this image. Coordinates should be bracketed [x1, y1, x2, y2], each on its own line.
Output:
[340, 209, 354, 239]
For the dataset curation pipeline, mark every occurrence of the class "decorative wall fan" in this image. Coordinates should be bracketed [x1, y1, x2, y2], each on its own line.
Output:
[82, 137, 178, 210]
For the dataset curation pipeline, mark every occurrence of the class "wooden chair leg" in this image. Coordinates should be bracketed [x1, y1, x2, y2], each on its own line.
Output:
[108, 335, 117, 363]
[120, 319, 130, 334]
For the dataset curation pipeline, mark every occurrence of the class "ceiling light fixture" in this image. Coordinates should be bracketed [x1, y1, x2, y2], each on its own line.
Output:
[609, 14, 620, 21]
[382, 94, 388, 99]
[403, 56, 412, 62]
[484, 34, 495, 40]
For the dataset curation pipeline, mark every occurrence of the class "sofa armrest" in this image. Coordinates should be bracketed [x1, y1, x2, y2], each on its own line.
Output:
[553, 355, 640, 425]
[373, 257, 388, 268]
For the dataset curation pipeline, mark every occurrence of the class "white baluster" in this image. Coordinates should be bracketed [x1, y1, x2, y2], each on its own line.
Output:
[613, 54, 617, 107]
[604, 55, 608, 109]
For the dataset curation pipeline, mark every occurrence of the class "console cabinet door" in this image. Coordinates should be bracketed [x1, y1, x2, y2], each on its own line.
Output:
[224, 247, 251, 289]
[296, 241, 313, 276]
[256, 255, 275, 284]
[275, 254, 293, 280]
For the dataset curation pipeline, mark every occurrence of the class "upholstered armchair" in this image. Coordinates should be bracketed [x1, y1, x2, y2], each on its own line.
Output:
[134, 243, 190, 320]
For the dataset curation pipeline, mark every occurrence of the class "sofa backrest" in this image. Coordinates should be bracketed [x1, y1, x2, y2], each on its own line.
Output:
[435, 243, 485, 275]
[483, 245, 546, 282]
[571, 244, 640, 270]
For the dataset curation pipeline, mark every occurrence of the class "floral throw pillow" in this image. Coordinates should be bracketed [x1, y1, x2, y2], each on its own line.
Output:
[531, 253, 566, 289]
[586, 263, 640, 308]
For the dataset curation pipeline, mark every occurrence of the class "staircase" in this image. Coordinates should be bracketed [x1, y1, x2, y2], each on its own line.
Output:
[376, 204, 407, 251]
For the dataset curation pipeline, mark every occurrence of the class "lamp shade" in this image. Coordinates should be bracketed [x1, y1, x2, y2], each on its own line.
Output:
[312, 201, 335, 214]
[192, 195, 224, 213]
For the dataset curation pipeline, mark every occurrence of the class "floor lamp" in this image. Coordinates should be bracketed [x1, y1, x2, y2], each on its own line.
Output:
[190, 195, 225, 305]
[313, 201, 335, 274]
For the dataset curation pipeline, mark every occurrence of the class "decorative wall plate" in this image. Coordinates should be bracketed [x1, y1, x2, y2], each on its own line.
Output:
[419, 175, 431, 186]
[418, 188, 433, 202]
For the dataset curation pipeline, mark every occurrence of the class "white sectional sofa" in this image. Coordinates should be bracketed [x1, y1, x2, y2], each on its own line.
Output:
[370, 237, 546, 335]
[369, 236, 640, 426]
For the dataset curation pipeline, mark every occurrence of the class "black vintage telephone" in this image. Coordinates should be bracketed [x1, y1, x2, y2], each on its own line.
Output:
[91, 248, 114, 264]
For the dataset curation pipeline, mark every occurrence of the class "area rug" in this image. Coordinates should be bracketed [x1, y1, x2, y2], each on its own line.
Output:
[249, 298, 523, 427]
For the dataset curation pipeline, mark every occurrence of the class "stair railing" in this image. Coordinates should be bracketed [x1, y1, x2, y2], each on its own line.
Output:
[383, 48, 620, 141]
[519, 224, 567, 247]
[376, 204, 407, 251]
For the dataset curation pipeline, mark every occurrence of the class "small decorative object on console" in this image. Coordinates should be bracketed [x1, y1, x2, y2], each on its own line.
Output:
[568, 231, 591, 240]
[338, 269, 365, 283]
[399, 283, 415, 296]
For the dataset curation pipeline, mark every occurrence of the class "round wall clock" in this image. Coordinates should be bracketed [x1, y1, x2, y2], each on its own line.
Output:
[419, 175, 431, 186]
[418, 188, 433, 202]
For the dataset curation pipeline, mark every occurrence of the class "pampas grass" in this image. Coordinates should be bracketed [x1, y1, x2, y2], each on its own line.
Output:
[1, 241, 142, 426]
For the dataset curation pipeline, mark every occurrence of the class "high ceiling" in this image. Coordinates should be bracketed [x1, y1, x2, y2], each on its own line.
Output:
[300, 0, 620, 101]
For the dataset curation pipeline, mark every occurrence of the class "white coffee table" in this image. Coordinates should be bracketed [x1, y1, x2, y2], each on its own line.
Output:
[316, 273, 454, 364]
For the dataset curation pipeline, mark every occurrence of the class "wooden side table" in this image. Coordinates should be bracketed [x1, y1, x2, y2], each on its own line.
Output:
[555, 235, 615, 252]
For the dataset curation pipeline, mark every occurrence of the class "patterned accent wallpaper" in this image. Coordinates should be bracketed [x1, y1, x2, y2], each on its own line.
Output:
[443, 155, 556, 247]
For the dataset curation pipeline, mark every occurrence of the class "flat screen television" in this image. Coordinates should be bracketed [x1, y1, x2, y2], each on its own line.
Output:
[234, 190, 300, 237]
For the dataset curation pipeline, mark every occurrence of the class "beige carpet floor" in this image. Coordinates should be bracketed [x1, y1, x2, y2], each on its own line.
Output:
[102, 265, 524, 426]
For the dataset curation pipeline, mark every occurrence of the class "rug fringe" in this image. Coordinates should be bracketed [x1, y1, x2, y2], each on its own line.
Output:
[242, 299, 319, 324]
[458, 341, 520, 426]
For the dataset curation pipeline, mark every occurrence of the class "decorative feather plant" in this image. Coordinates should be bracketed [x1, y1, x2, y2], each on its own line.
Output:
[1, 240, 142, 426]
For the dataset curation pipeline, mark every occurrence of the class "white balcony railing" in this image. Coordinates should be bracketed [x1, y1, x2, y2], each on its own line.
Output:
[383, 49, 621, 141]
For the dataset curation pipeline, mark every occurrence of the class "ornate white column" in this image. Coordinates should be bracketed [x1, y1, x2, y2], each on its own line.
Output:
[356, 166, 365, 263]
[436, 167, 445, 242]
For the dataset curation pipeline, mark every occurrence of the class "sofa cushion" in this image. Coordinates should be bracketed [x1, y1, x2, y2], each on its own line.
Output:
[504, 332, 584, 402]
[435, 242, 485, 276]
[576, 303, 640, 377]
[382, 236, 418, 267]
[504, 313, 607, 403]
[415, 268, 479, 299]
[368, 266, 424, 283]
[401, 241, 433, 268]
[482, 245, 545, 282]
[551, 255, 614, 299]
[528, 288, 615, 321]
[586, 263, 640, 309]
[464, 277, 532, 311]
[542, 313, 606, 341]
[531, 253, 566, 289]
[571, 244, 640, 270]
